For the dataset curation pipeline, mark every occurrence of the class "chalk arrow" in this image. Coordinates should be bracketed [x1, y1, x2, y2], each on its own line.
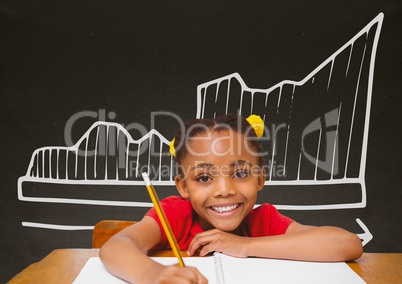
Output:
[356, 218, 373, 246]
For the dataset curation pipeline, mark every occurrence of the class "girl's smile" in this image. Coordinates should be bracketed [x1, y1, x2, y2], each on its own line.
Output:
[210, 202, 240, 214]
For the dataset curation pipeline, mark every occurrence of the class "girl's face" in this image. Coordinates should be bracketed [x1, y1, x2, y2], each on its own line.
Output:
[175, 130, 265, 234]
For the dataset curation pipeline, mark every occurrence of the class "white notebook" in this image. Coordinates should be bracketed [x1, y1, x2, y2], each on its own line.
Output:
[74, 253, 365, 284]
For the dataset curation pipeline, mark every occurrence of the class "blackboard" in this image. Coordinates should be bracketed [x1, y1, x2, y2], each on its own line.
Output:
[1, 1, 401, 281]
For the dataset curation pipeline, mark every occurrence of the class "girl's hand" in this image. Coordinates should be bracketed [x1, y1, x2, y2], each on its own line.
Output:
[153, 264, 208, 284]
[187, 229, 249, 258]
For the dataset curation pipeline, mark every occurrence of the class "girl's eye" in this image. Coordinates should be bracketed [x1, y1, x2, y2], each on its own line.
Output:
[233, 170, 249, 179]
[196, 175, 212, 183]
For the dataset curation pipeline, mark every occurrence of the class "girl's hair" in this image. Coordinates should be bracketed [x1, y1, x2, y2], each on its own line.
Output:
[172, 113, 265, 168]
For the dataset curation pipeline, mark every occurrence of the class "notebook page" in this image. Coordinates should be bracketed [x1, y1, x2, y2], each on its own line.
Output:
[219, 254, 366, 284]
[73, 257, 127, 284]
[73, 256, 218, 284]
[73, 255, 364, 284]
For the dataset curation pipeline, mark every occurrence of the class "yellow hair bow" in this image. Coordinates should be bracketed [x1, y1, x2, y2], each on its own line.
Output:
[169, 138, 176, 158]
[246, 114, 264, 138]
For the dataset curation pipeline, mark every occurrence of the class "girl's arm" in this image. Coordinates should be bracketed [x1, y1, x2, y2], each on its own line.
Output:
[99, 216, 207, 284]
[187, 222, 363, 262]
[246, 222, 363, 261]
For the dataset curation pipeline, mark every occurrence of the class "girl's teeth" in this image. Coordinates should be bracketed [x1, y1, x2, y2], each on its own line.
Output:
[212, 204, 239, 213]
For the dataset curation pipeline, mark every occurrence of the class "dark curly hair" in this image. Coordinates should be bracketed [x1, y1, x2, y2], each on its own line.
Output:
[172, 113, 265, 172]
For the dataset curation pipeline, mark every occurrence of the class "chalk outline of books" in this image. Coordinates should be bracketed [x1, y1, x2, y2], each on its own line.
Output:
[18, 14, 383, 232]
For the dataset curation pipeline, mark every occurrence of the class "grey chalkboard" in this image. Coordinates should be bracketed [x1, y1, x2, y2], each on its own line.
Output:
[1, 1, 401, 282]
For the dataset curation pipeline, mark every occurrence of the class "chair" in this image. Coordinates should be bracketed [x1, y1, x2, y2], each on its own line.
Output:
[92, 220, 136, 248]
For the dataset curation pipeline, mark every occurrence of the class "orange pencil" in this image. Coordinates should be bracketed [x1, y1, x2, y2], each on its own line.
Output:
[141, 172, 185, 267]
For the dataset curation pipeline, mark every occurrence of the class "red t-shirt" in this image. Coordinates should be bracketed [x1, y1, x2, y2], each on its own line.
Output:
[145, 196, 293, 250]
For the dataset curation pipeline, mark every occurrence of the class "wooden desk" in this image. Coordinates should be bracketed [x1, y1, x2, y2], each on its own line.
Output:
[8, 249, 402, 283]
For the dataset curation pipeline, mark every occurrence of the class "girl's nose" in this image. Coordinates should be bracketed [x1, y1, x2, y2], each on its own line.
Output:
[213, 176, 236, 197]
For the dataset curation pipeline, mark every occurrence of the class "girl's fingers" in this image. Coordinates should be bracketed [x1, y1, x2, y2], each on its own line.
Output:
[188, 230, 222, 255]
[188, 235, 213, 256]
[178, 266, 209, 284]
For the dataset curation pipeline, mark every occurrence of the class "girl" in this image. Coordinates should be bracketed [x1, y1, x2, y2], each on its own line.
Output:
[100, 113, 363, 284]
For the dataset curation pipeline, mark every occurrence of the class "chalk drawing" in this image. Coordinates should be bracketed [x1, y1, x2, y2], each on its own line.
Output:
[18, 14, 383, 244]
